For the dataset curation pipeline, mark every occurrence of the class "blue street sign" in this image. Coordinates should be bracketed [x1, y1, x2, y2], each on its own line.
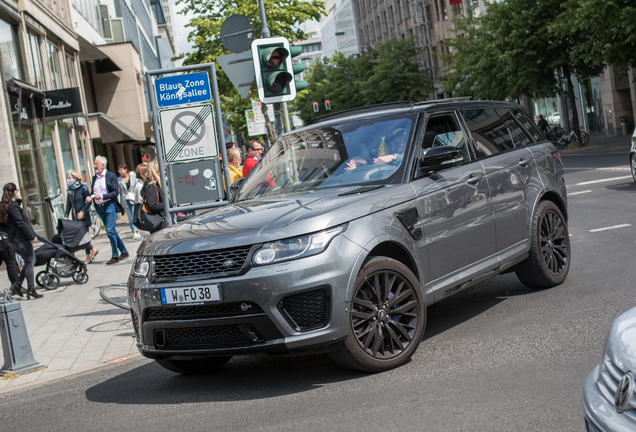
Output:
[155, 72, 212, 107]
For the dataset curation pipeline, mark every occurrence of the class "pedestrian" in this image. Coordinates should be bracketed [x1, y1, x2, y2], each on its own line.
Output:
[219, 141, 235, 161]
[0, 183, 42, 299]
[141, 161, 168, 232]
[0, 228, 21, 297]
[86, 156, 129, 265]
[242, 138, 263, 177]
[227, 147, 243, 184]
[537, 115, 550, 135]
[65, 170, 99, 263]
[117, 163, 141, 240]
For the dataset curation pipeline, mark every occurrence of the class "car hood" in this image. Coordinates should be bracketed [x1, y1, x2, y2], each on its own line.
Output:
[138, 184, 415, 255]
[606, 306, 636, 373]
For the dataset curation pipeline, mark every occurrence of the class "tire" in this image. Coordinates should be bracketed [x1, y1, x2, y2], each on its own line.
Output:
[329, 256, 426, 372]
[630, 153, 636, 183]
[73, 271, 89, 284]
[36, 270, 46, 287]
[90, 209, 102, 239]
[516, 200, 570, 289]
[41, 273, 60, 290]
[155, 357, 232, 375]
[581, 132, 590, 146]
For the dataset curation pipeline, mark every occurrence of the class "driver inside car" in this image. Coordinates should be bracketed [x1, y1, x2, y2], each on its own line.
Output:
[345, 128, 408, 171]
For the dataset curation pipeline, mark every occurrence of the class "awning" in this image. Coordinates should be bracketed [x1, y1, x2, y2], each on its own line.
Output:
[77, 36, 122, 73]
[88, 113, 144, 143]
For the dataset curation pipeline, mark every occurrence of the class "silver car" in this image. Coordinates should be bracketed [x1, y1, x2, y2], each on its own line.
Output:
[582, 306, 636, 432]
[128, 100, 570, 374]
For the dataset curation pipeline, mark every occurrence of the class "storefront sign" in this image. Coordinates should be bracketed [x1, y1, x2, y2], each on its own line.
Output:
[43, 88, 83, 118]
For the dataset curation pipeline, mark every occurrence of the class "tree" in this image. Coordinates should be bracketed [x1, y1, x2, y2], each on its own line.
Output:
[176, 0, 324, 137]
[551, 0, 636, 77]
[292, 38, 433, 123]
[444, 0, 596, 145]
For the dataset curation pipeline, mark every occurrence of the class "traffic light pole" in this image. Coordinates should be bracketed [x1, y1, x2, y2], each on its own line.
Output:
[257, 0, 286, 138]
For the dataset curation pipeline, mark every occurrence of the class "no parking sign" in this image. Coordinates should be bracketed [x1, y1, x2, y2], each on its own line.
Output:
[159, 103, 219, 163]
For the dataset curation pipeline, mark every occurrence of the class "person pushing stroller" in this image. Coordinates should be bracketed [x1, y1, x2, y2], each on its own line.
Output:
[65, 170, 98, 263]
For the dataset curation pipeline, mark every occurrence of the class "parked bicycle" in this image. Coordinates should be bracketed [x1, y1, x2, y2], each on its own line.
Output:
[551, 129, 590, 149]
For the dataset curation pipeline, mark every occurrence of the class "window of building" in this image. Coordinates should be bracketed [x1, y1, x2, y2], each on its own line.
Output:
[434, 0, 440, 20]
[442, 0, 448, 19]
[356, 1, 360, 18]
[397, 0, 403, 22]
[404, 0, 410, 18]
[47, 41, 63, 90]
[383, 11, 388, 34]
[373, 0, 378, 7]
[359, 29, 364, 44]
[376, 16, 381, 37]
[390, 7, 395, 28]
[0, 19, 22, 81]
[26, 31, 45, 90]
[65, 52, 77, 87]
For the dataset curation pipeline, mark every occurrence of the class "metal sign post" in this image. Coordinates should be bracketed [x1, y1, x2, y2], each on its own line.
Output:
[145, 63, 232, 226]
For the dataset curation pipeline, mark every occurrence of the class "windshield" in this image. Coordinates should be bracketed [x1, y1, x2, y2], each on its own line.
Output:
[234, 115, 415, 201]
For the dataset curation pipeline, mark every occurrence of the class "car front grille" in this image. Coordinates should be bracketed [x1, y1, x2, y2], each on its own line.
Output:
[152, 246, 253, 281]
[597, 354, 636, 417]
[279, 288, 329, 332]
[165, 326, 253, 348]
[145, 302, 263, 321]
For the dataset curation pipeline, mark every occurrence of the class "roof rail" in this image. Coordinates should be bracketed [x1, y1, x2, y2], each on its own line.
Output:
[309, 101, 416, 124]
[415, 96, 472, 105]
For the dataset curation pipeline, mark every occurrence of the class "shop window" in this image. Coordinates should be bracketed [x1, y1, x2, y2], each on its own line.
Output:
[41, 123, 64, 219]
[15, 128, 46, 236]
[26, 32, 45, 90]
[0, 19, 23, 81]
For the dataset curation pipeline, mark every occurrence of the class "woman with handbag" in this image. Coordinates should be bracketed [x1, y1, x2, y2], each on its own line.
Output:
[135, 161, 167, 234]
[117, 164, 141, 240]
[0, 183, 42, 299]
[65, 171, 98, 263]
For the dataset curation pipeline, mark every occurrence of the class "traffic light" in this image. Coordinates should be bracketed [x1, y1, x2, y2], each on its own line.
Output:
[252, 37, 297, 103]
[313, 102, 319, 112]
[325, 100, 331, 110]
[290, 46, 307, 92]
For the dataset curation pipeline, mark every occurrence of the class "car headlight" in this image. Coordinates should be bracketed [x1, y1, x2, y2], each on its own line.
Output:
[253, 225, 346, 266]
[131, 256, 150, 277]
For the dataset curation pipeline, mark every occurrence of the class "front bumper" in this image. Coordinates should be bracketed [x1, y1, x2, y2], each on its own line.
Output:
[582, 366, 636, 432]
[128, 234, 363, 360]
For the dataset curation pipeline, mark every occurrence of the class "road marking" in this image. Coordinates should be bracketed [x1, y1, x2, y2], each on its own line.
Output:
[568, 190, 592, 196]
[575, 176, 632, 186]
[589, 224, 631, 233]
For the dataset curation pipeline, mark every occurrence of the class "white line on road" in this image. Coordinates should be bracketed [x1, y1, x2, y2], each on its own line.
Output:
[575, 176, 632, 186]
[568, 190, 592, 196]
[589, 224, 632, 233]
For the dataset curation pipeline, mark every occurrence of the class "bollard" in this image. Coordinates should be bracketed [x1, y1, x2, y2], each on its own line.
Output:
[0, 290, 43, 376]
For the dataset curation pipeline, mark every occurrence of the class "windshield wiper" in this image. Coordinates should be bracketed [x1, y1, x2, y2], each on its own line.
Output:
[338, 185, 385, 196]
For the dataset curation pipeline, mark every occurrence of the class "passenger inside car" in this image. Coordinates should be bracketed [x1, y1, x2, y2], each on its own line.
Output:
[345, 127, 409, 171]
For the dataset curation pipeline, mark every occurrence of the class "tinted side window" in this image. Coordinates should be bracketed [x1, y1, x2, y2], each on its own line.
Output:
[512, 108, 542, 142]
[420, 114, 471, 164]
[498, 108, 533, 148]
[461, 109, 515, 158]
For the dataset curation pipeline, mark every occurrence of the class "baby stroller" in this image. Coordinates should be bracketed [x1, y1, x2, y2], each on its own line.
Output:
[34, 219, 92, 290]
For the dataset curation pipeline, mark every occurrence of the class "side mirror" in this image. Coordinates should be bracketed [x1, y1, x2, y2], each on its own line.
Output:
[419, 146, 464, 173]
[229, 178, 245, 197]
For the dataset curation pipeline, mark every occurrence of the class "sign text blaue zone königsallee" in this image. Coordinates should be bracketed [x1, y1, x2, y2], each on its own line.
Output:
[155, 72, 212, 108]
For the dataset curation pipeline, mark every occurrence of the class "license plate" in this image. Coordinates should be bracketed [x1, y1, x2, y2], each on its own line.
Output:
[160, 285, 221, 305]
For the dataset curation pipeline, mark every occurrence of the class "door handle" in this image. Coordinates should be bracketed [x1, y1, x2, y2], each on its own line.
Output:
[518, 158, 530, 167]
[466, 174, 483, 185]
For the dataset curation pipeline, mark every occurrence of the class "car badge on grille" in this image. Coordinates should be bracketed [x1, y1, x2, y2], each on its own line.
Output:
[241, 303, 252, 311]
[223, 259, 236, 268]
[615, 372, 634, 413]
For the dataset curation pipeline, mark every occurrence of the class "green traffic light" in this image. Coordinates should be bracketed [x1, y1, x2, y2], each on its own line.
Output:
[266, 71, 293, 93]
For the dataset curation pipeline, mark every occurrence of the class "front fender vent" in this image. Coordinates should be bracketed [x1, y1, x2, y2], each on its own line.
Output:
[397, 208, 421, 240]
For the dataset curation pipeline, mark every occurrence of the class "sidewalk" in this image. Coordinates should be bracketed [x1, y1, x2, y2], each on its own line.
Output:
[564, 132, 632, 152]
[0, 216, 143, 396]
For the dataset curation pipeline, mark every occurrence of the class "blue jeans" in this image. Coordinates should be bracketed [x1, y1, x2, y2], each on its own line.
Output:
[95, 202, 128, 258]
[125, 200, 137, 233]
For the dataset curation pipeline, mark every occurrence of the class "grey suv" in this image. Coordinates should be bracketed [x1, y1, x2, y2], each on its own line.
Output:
[128, 100, 570, 373]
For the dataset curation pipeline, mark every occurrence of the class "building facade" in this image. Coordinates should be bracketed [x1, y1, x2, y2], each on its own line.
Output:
[0, 0, 178, 237]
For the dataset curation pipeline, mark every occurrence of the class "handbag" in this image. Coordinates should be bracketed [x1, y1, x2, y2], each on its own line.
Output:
[133, 184, 165, 233]
[125, 190, 136, 202]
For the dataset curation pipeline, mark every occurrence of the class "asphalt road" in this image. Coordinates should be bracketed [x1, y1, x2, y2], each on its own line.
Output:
[1, 141, 635, 432]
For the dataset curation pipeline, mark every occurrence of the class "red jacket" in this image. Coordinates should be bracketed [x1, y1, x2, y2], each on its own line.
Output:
[242, 156, 258, 177]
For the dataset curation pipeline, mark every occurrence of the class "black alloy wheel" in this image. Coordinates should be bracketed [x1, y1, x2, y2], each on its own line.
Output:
[539, 208, 568, 276]
[330, 256, 426, 372]
[516, 200, 570, 289]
